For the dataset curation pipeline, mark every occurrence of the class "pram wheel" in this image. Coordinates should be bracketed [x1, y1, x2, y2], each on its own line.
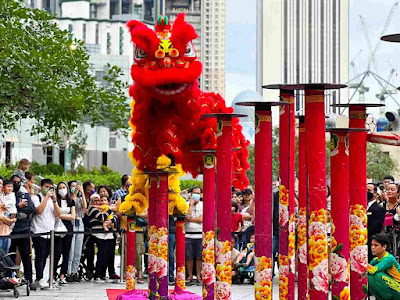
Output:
[13, 289, 19, 298]
[26, 284, 30, 296]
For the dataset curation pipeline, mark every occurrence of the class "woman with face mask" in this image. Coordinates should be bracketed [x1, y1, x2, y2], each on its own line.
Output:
[53, 182, 76, 285]
[66, 181, 87, 282]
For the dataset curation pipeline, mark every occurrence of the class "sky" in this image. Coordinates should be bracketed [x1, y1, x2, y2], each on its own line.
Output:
[225, 0, 400, 114]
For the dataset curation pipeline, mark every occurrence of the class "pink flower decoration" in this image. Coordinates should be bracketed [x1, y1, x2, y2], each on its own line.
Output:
[312, 259, 329, 293]
[216, 281, 231, 300]
[148, 254, 157, 274]
[156, 257, 167, 278]
[350, 245, 368, 274]
[309, 222, 327, 237]
[298, 243, 307, 265]
[279, 204, 289, 227]
[201, 262, 215, 286]
[330, 253, 348, 283]
[350, 215, 364, 228]
[279, 265, 289, 278]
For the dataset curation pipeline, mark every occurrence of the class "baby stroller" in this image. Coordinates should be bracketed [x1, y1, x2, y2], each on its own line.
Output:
[0, 247, 30, 298]
[77, 234, 94, 281]
[236, 265, 255, 284]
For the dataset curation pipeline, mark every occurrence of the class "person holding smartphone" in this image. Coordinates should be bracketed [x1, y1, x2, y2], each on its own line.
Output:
[31, 179, 61, 289]
[67, 181, 87, 282]
[9, 175, 36, 290]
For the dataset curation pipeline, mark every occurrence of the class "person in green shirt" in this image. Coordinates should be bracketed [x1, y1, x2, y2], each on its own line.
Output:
[368, 233, 400, 299]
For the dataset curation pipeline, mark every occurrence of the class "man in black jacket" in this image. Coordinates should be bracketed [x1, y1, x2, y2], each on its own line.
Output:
[9, 175, 36, 290]
[367, 183, 386, 262]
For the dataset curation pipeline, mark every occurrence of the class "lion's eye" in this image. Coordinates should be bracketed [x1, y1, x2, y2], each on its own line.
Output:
[184, 42, 196, 58]
[135, 47, 148, 60]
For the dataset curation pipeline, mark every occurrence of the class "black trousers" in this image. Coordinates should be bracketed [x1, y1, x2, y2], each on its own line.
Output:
[9, 232, 33, 283]
[94, 237, 111, 278]
[54, 234, 73, 277]
[83, 235, 95, 273]
[32, 237, 50, 280]
[104, 237, 116, 277]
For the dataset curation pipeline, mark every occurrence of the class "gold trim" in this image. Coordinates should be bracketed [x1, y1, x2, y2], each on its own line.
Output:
[222, 120, 232, 126]
[298, 128, 305, 133]
[349, 111, 366, 119]
[259, 115, 272, 122]
[305, 95, 324, 103]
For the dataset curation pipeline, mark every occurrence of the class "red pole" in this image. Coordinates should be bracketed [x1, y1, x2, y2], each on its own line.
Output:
[297, 116, 308, 300]
[126, 217, 136, 291]
[279, 90, 295, 300]
[202, 153, 216, 300]
[175, 216, 186, 291]
[254, 109, 273, 300]
[329, 129, 351, 299]
[156, 173, 169, 298]
[349, 105, 368, 300]
[148, 176, 158, 300]
[305, 89, 328, 299]
[215, 117, 233, 300]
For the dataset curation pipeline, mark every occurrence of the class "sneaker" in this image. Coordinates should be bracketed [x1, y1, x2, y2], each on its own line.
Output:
[109, 274, 120, 280]
[29, 282, 37, 291]
[73, 274, 81, 283]
[38, 278, 47, 289]
[58, 278, 69, 286]
[93, 277, 105, 284]
[168, 280, 175, 286]
[66, 275, 75, 283]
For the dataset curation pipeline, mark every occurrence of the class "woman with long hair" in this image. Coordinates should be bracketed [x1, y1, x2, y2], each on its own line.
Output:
[54, 182, 75, 285]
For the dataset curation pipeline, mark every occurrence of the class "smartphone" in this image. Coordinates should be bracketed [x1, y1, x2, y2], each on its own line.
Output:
[77, 180, 82, 186]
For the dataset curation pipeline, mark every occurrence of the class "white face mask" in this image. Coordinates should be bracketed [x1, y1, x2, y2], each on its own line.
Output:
[58, 188, 68, 197]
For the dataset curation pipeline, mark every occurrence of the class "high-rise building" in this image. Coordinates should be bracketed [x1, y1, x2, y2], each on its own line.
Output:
[263, 0, 349, 115]
[165, 0, 226, 97]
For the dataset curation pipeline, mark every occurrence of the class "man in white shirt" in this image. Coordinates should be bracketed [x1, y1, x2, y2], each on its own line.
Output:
[185, 187, 203, 286]
[31, 179, 60, 289]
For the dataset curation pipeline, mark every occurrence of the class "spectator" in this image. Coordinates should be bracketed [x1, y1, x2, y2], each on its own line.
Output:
[31, 179, 61, 289]
[111, 175, 131, 202]
[53, 182, 75, 286]
[0, 179, 16, 253]
[368, 233, 400, 299]
[97, 185, 120, 280]
[367, 184, 386, 262]
[383, 183, 400, 254]
[381, 175, 395, 202]
[169, 215, 176, 285]
[9, 175, 35, 288]
[67, 181, 86, 282]
[82, 181, 96, 276]
[234, 233, 255, 269]
[2, 180, 17, 228]
[239, 188, 254, 249]
[231, 201, 243, 246]
[12, 158, 29, 184]
[24, 172, 36, 195]
[185, 187, 203, 286]
[231, 235, 241, 279]
[87, 193, 115, 283]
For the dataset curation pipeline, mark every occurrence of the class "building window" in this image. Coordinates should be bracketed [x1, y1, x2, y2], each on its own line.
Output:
[30, 0, 35, 8]
[59, 149, 65, 167]
[5, 142, 12, 167]
[68, 24, 73, 33]
[119, 27, 124, 55]
[102, 152, 108, 166]
[107, 32, 111, 54]
[95, 24, 99, 44]
[46, 147, 53, 165]
[90, 4, 97, 19]
[82, 24, 86, 42]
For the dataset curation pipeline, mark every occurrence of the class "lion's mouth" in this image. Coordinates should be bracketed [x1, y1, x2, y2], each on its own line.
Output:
[154, 83, 190, 95]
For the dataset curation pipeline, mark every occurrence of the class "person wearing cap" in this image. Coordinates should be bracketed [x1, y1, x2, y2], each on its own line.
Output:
[240, 188, 254, 250]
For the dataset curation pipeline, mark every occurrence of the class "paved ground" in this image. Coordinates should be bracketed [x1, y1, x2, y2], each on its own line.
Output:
[0, 277, 278, 300]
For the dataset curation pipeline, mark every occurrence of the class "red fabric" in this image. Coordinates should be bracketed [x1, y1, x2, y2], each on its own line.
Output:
[231, 212, 243, 232]
[107, 289, 130, 300]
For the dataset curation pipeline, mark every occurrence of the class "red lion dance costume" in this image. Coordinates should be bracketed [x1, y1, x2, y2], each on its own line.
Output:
[119, 13, 249, 216]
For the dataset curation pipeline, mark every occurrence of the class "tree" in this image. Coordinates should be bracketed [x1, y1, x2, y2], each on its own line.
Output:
[367, 143, 397, 181]
[0, 0, 130, 144]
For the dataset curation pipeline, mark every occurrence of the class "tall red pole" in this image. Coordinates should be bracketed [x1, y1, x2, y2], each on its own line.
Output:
[305, 89, 329, 300]
[297, 116, 308, 300]
[156, 173, 169, 298]
[202, 153, 216, 300]
[148, 176, 158, 300]
[349, 105, 368, 300]
[126, 217, 136, 291]
[279, 90, 295, 300]
[215, 116, 233, 300]
[329, 129, 351, 299]
[253, 108, 273, 300]
[175, 216, 186, 291]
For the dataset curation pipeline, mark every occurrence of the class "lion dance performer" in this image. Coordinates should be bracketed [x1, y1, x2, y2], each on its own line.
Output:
[118, 13, 249, 297]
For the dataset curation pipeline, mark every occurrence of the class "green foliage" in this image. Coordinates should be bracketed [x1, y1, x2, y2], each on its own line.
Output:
[367, 143, 398, 181]
[0, 0, 130, 144]
[180, 180, 203, 191]
[30, 162, 64, 176]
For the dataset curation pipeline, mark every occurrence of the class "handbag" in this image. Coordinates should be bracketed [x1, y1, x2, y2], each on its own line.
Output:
[55, 219, 68, 238]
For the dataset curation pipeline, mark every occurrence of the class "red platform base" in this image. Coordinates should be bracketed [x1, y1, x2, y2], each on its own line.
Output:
[108, 289, 201, 300]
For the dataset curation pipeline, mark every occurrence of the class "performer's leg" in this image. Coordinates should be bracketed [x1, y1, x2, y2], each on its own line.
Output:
[368, 272, 400, 300]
